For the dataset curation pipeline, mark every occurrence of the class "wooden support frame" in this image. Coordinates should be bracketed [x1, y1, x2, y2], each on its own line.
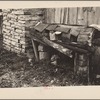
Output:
[43, 37, 73, 58]
[31, 39, 39, 62]
[74, 53, 78, 74]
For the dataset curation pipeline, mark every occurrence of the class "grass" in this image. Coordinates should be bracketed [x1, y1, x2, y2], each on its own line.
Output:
[0, 48, 85, 87]
[0, 35, 89, 87]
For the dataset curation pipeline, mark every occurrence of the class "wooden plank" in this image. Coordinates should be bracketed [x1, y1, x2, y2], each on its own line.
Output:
[69, 7, 78, 25]
[77, 7, 86, 25]
[83, 7, 89, 26]
[31, 39, 39, 61]
[63, 8, 69, 24]
[43, 37, 73, 58]
[96, 7, 100, 24]
[46, 8, 55, 23]
[54, 8, 62, 23]
[43, 36, 88, 55]
[34, 23, 49, 32]
[50, 8, 55, 23]
[77, 7, 83, 25]
[93, 7, 100, 24]
[60, 8, 65, 24]
[88, 7, 96, 25]
[58, 24, 84, 29]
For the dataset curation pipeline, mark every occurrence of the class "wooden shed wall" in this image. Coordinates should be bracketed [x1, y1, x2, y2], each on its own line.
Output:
[45, 7, 100, 26]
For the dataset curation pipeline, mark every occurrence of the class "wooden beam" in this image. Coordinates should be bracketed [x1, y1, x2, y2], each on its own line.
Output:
[74, 53, 78, 74]
[31, 35, 47, 46]
[31, 31, 89, 58]
[31, 39, 39, 62]
[42, 37, 73, 58]
[55, 41, 89, 54]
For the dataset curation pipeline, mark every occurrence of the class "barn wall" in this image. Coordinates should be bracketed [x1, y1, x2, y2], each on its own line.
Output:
[45, 7, 100, 26]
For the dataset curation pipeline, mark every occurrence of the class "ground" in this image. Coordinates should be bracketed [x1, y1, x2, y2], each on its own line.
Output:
[0, 35, 90, 88]
[0, 49, 89, 88]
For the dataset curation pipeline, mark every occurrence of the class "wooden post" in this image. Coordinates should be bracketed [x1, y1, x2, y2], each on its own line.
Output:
[87, 54, 90, 84]
[31, 39, 39, 62]
[74, 53, 78, 74]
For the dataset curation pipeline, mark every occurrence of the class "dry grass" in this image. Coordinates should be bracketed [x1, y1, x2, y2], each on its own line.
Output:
[0, 47, 88, 88]
[0, 35, 89, 87]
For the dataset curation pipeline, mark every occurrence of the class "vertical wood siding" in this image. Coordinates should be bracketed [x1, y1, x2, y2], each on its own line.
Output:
[46, 7, 100, 26]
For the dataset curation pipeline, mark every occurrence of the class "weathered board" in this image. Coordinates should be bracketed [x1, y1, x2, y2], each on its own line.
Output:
[54, 8, 62, 23]
[60, 8, 65, 24]
[46, 7, 100, 26]
[68, 7, 78, 25]
[46, 8, 55, 23]
[63, 8, 69, 24]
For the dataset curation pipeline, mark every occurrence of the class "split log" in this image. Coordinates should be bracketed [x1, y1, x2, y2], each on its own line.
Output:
[42, 37, 73, 58]
[55, 41, 89, 54]
[30, 29, 89, 58]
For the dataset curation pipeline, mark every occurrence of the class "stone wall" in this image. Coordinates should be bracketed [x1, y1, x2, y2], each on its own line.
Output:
[2, 8, 45, 54]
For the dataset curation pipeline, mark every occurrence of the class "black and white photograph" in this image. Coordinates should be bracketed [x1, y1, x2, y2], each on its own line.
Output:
[0, 7, 100, 88]
[0, 1, 100, 99]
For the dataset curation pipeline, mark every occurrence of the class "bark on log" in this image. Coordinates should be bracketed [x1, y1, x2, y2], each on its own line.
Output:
[55, 41, 89, 54]
[42, 37, 73, 58]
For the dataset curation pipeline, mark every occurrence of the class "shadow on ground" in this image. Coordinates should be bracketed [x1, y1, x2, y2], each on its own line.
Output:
[0, 48, 89, 88]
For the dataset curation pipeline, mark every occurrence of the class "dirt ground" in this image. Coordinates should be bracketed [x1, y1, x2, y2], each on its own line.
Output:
[0, 49, 89, 88]
[0, 35, 90, 88]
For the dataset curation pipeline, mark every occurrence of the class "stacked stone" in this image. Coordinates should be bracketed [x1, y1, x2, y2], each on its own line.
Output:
[2, 9, 44, 54]
[74, 53, 89, 83]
